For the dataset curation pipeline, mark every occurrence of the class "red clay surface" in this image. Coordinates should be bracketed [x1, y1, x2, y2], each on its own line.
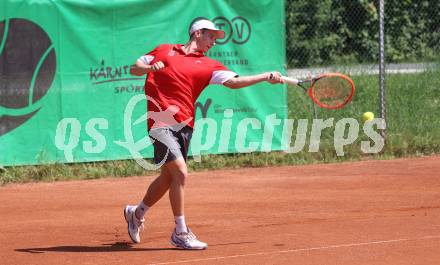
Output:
[1, 156, 440, 265]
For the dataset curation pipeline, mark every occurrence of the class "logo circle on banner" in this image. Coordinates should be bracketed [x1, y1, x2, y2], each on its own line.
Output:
[0, 18, 56, 136]
[231, 16, 251, 44]
[212, 16, 251, 45]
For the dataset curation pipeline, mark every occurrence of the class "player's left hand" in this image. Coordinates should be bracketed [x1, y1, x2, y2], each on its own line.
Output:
[267, 72, 284, 84]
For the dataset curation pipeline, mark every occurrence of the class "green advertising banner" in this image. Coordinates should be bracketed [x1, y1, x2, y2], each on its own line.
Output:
[0, 0, 286, 166]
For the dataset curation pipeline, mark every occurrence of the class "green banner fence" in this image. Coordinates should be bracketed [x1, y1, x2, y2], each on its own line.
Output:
[0, 0, 287, 166]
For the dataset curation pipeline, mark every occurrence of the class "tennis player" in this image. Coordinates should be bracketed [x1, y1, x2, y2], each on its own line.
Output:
[125, 18, 282, 250]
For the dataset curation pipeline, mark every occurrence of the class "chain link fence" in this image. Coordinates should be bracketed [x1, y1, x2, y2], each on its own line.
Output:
[285, 0, 439, 71]
[285, 0, 440, 137]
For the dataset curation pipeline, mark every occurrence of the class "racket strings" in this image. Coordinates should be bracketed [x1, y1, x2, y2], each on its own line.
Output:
[312, 77, 353, 108]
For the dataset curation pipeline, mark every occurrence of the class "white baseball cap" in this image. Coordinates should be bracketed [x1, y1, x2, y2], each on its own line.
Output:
[189, 19, 225, 39]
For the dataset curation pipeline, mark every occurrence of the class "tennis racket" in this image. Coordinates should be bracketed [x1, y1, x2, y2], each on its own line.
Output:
[280, 73, 355, 109]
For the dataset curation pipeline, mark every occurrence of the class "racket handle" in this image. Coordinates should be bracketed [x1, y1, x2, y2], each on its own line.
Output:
[281, 76, 299, 85]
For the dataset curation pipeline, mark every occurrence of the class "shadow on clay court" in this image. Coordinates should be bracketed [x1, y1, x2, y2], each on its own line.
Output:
[15, 242, 180, 253]
[15, 241, 257, 254]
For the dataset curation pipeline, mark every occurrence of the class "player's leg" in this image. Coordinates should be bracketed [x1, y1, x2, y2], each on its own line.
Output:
[124, 127, 177, 244]
[164, 157, 188, 223]
[124, 167, 172, 244]
[166, 158, 207, 250]
[165, 128, 207, 250]
[141, 166, 172, 211]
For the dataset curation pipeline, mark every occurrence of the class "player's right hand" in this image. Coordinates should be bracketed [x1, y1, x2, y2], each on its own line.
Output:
[150, 61, 166, 71]
[267, 72, 283, 84]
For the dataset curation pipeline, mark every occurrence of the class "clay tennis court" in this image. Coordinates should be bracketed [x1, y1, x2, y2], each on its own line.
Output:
[1, 156, 439, 265]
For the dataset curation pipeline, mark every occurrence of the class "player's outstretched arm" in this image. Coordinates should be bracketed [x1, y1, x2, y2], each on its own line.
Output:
[223, 72, 283, 89]
[130, 61, 166, 76]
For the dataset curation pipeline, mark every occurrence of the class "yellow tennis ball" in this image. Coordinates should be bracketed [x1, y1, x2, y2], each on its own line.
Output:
[363, 112, 374, 122]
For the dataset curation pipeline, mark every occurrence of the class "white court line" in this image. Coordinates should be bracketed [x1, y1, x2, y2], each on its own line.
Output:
[149, 235, 440, 265]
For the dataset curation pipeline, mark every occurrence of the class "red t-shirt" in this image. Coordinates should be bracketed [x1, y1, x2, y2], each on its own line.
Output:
[140, 44, 236, 129]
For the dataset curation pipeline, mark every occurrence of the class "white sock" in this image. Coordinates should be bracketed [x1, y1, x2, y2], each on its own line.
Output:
[135, 201, 149, 220]
[175, 215, 188, 234]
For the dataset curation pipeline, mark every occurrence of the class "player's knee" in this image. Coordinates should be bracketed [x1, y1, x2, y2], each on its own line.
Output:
[164, 157, 188, 185]
[172, 169, 187, 185]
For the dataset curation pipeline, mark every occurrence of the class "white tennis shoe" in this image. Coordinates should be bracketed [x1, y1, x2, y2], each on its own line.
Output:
[124, 205, 144, 244]
[170, 228, 208, 250]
